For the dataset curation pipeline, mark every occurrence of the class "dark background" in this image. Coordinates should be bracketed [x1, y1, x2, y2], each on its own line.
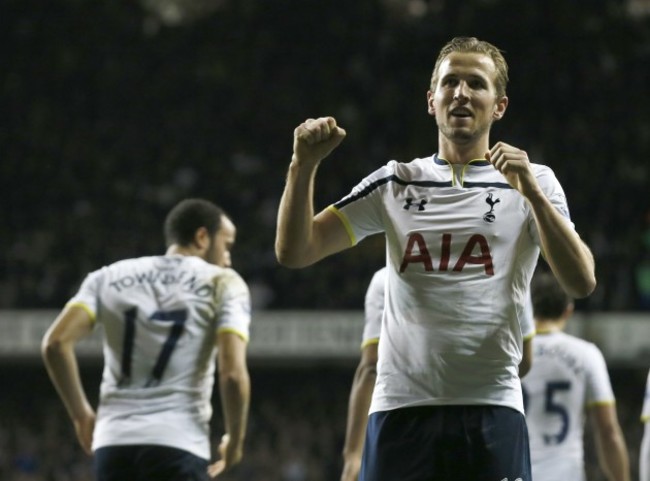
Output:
[0, 362, 646, 481]
[2, 0, 650, 312]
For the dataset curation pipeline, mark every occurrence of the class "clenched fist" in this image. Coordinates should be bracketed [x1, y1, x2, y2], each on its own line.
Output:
[485, 141, 540, 198]
[293, 117, 347, 167]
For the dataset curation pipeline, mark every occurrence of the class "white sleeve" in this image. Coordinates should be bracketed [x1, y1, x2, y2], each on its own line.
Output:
[585, 343, 615, 405]
[215, 270, 252, 342]
[362, 267, 386, 346]
[66, 267, 105, 319]
[527, 165, 576, 246]
[329, 163, 396, 245]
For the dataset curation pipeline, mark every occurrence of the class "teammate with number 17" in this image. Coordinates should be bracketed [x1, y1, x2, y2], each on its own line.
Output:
[276, 36, 596, 481]
[42, 198, 252, 481]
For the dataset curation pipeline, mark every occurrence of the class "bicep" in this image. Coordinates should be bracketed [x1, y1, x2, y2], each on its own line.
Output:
[359, 342, 379, 367]
[312, 208, 354, 260]
[216, 331, 248, 371]
[589, 403, 620, 436]
[43, 304, 94, 347]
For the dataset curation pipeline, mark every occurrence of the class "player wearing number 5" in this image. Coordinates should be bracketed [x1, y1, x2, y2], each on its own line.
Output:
[42, 198, 251, 481]
[522, 271, 630, 481]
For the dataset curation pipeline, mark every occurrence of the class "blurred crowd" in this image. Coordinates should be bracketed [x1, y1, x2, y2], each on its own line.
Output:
[0, 363, 646, 481]
[2, 0, 650, 311]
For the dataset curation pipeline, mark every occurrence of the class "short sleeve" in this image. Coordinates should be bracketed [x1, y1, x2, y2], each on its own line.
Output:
[362, 267, 386, 347]
[215, 270, 252, 342]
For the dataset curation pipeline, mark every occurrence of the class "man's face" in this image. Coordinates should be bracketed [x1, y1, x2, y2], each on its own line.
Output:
[205, 215, 236, 268]
[427, 52, 507, 145]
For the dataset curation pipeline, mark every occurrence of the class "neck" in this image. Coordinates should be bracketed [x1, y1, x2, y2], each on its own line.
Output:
[438, 136, 490, 165]
[166, 244, 200, 258]
[535, 319, 566, 334]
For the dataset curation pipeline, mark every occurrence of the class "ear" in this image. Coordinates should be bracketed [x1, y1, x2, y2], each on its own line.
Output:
[492, 95, 508, 121]
[426, 90, 435, 116]
[193, 226, 210, 252]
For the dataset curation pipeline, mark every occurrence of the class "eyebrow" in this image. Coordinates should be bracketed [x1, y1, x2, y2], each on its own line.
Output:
[440, 72, 488, 84]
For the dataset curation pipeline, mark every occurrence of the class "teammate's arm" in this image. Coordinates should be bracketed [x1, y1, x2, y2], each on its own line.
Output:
[341, 342, 378, 481]
[589, 403, 631, 481]
[275, 117, 351, 268]
[486, 142, 596, 298]
[41, 304, 96, 455]
[209, 331, 250, 478]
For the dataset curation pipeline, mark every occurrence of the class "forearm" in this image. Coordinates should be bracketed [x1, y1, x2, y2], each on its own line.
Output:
[527, 190, 596, 298]
[343, 364, 376, 461]
[219, 369, 250, 448]
[275, 159, 320, 267]
[42, 342, 92, 421]
[596, 425, 631, 481]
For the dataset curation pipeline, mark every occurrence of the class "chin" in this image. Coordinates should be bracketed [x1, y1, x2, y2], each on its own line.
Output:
[444, 128, 475, 144]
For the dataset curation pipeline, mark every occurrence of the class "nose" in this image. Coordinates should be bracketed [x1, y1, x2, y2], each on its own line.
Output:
[453, 81, 469, 101]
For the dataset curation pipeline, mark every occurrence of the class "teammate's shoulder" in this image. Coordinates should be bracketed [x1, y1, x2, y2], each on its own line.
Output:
[561, 331, 603, 354]
[213, 267, 250, 298]
[93, 255, 156, 274]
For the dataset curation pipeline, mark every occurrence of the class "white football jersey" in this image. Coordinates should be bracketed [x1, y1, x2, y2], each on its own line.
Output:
[329, 155, 566, 414]
[361, 267, 386, 348]
[522, 331, 615, 481]
[67, 254, 251, 459]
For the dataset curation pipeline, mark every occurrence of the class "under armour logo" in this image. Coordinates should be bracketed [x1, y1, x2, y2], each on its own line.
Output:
[404, 198, 427, 211]
[483, 193, 500, 223]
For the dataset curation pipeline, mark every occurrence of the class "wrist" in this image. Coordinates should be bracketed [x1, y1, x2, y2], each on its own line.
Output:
[290, 153, 320, 170]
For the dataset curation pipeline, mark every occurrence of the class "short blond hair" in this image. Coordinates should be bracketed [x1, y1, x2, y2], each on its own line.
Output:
[430, 36, 509, 99]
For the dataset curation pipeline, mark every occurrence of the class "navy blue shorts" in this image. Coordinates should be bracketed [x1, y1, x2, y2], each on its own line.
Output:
[359, 405, 531, 481]
[94, 445, 210, 481]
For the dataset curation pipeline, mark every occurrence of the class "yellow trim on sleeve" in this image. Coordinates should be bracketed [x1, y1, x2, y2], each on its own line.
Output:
[360, 337, 379, 350]
[586, 399, 616, 408]
[327, 205, 357, 246]
[217, 327, 249, 343]
[523, 330, 536, 341]
[66, 301, 97, 324]
[642, 415, 650, 423]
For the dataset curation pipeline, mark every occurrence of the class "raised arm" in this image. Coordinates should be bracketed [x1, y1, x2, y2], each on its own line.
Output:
[589, 403, 631, 481]
[41, 304, 96, 455]
[486, 142, 596, 298]
[275, 117, 351, 268]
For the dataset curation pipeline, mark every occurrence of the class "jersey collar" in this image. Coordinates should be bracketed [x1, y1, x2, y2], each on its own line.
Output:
[433, 154, 491, 167]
